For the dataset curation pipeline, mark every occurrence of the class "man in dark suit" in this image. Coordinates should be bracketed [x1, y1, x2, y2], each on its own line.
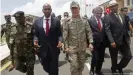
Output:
[33, 3, 62, 75]
[104, 1, 132, 74]
[88, 7, 108, 75]
[120, 7, 133, 37]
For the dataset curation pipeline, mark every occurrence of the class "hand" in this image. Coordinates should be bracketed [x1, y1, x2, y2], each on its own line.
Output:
[88, 44, 93, 51]
[8, 64, 15, 72]
[111, 42, 116, 48]
[34, 40, 40, 48]
[64, 48, 70, 53]
[57, 41, 62, 48]
[34, 47, 39, 52]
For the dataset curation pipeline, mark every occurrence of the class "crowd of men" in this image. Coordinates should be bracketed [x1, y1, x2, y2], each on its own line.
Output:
[1, 0, 133, 75]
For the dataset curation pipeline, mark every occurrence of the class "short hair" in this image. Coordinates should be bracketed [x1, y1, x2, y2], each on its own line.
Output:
[57, 15, 61, 18]
[64, 12, 68, 15]
[93, 6, 103, 14]
[120, 7, 128, 12]
[64, 12, 69, 16]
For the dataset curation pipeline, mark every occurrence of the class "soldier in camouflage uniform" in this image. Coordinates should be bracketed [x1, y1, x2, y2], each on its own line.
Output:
[63, 1, 93, 75]
[25, 15, 33, 24]
[1, 15, 17, 71]
[12, 11, 35, 75]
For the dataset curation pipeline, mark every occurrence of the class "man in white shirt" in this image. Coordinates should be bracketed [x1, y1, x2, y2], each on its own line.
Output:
[88, 6, 108, 75]
[33, 3, 62, 75]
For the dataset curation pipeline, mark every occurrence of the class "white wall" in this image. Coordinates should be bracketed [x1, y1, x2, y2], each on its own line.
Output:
[124, 0, 133, 7]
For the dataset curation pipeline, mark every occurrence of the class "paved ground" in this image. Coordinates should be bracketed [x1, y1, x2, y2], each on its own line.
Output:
[1, 38, 133, 75]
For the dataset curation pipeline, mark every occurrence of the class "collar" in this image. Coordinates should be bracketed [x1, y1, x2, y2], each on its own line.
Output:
[94, 16, 101, 21]
[43, 15, 51, 20]
[114, 13, 119, 15]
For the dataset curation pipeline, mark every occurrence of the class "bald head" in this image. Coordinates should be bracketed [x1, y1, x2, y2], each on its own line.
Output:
[43, 3, 51, 8]
[93, 6, 103, 19]
[42, 3, 52, 18]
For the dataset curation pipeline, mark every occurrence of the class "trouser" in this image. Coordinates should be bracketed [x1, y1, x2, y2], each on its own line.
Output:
[6, 38, 15, 65]
[109, 40, 132, 71]
[8, 43, 15, 63]
[69, 51, 86, 75]
[91, 43, 106, 72]
[15, 53, 35, 75]
[40, 45, 60, 75]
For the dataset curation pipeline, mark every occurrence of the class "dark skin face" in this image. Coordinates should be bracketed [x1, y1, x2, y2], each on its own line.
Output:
[64, 12, 69, 18]
[5, 16, 11, 23]
[110, 4, 119, 13]
[42, 4, 52, 18]
[15, 16, 25, 24]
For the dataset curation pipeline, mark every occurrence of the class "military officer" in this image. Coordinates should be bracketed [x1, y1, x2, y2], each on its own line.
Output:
[1, 15, 17, 71]
[12, 11, 35, 75]
[63, 1, 93, 75]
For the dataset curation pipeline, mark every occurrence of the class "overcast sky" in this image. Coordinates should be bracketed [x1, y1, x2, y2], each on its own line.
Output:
[1, 0, 110, 24]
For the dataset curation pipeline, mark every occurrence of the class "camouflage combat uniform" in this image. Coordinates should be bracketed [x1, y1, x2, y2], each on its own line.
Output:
[63, 17, 93, 75]
[1, 22, 17, 64]
[13, 22, 35, 75]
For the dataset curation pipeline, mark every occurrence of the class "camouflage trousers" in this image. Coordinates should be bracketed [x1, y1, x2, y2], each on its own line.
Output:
[69, 50, 86, 75]
[15, 50, 35, 75]
[6, 38, 15, 64]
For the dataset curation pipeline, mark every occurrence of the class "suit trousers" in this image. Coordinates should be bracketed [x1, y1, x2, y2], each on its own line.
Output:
[91, 42, 106, 72]
[40, 45, 60, 75]
[109, 37, 132, 71]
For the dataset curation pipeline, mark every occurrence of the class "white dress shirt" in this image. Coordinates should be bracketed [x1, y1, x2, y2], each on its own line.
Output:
[43, 16, 51, 32]
[94, 16, 103, 28]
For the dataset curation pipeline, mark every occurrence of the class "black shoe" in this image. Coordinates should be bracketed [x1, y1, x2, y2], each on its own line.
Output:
[90, 65, 95, 75]
[89, 70, 95, 75]
[117, 68, 123, 75]
[111, 70, 117, 75]
[112, 72, 117, 75]
[16, 64, 27, 73]
[95, 71, 104, 75]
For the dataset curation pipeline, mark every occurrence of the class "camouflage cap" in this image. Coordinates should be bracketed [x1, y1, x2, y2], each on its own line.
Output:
[70, 1, 79, 8]
[13, 11, 24, 17]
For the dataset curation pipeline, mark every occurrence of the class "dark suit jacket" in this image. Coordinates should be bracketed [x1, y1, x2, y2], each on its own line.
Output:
[33, 16, 62, 59]
[104, 12, 130, 46]
[88, 16, 108, 46]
